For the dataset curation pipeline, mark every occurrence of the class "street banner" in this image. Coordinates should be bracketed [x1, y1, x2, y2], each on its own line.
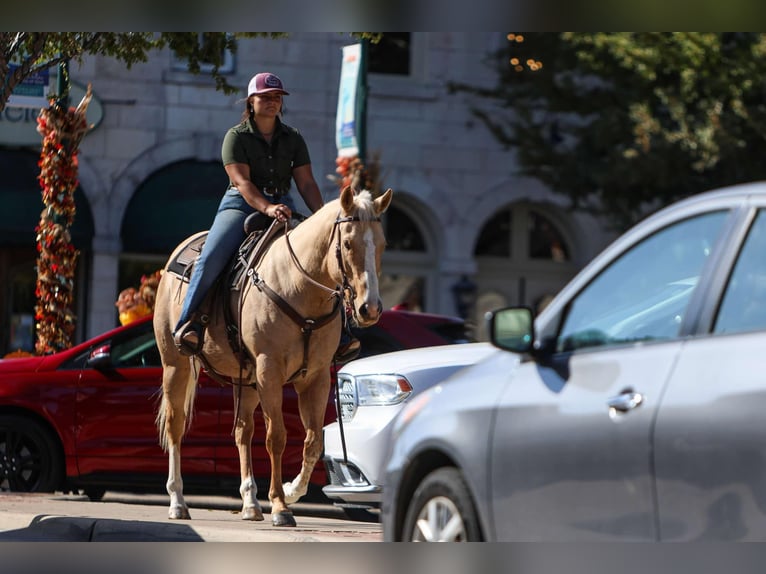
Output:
[7, 64, 50, 109]
[336, 43, 363, 157]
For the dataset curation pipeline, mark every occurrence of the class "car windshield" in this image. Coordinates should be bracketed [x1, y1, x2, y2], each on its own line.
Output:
[558, 210, 727, 352]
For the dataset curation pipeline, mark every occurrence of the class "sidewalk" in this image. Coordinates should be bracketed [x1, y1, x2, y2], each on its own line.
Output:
[0, 492, 382, 542]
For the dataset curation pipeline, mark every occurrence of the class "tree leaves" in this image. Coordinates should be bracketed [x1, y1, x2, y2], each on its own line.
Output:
[455, 32, 766, 230]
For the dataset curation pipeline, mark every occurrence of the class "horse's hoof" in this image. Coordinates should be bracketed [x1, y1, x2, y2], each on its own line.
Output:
[271, 511, 296, 527]
[169, 506, 191, 520]
[241, 506, 264, 521]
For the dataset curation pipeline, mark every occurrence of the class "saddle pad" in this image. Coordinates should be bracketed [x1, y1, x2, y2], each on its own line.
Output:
[166, 232, 208, 281]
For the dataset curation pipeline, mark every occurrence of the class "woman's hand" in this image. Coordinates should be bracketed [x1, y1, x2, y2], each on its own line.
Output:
[268, 203, 292, 222]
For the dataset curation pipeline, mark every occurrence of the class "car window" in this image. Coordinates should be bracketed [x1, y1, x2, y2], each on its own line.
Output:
[714, 209, 766, 335]
[558, 210, 727, 352]
[427, 321, 473, 344]
[110, 323, 162, 368]
[353, 325, 402, 358]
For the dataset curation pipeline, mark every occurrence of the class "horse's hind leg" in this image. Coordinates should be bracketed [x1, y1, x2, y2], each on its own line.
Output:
[157, 362, 197, 520]
[284, 375, 332, 505]
[233, 384, 264, 521]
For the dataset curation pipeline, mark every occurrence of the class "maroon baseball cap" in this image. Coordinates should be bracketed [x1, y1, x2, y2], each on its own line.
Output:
[247, 73, 289, 96]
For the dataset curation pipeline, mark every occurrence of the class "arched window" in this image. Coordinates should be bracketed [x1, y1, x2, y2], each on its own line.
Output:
[379, 201, 433, 312]
[474, 208, 512, 257]
[473, 203, 576, 319]
[121, 160, 228, 255]
[119, 160, 228, 293]
[474, 205, 570, 262]
[528, 210, 569, 262]
[384, 205, 426, 252]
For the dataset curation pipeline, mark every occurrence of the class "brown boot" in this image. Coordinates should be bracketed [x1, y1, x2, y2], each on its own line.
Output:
[173, 320, 204, 356]
[334, 331, 361, 364]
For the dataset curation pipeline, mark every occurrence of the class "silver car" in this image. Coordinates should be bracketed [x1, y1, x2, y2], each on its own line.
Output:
[382, 181, 766, 541]
[322, 343, 497, 519]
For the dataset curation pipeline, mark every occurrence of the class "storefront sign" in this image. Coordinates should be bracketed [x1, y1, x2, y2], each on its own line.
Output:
[0, 82, 103, 146]
[7, 64, 49, 109]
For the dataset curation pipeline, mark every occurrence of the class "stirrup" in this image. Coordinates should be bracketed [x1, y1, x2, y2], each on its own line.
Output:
[334, 334, 361, 364]
[174, 320, 204, 356]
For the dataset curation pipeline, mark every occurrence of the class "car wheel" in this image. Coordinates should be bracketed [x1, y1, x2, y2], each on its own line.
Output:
[84, 487, 107, 501]
[0, 415, 63, 493]
[342, 507, 380, 523]
[403, 467, 482, 542]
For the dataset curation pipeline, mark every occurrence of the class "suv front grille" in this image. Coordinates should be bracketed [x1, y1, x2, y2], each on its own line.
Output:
[337, 373, 357, 422]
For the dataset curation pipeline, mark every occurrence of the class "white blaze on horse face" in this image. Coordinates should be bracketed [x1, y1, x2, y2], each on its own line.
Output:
[363, 227, 380, 306]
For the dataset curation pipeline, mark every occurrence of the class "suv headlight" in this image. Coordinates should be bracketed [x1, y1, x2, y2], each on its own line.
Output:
[355, 374, 413, 406]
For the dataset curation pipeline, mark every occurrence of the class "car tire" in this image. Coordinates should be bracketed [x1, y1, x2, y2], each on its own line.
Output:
[84, 487, 107, 501]
[0, 415, 63, 493]
[402, 467, 482, 542]
[341, 507, 380, 523]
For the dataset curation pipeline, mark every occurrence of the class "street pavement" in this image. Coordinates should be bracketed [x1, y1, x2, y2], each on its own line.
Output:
[0, 491, 382, 542]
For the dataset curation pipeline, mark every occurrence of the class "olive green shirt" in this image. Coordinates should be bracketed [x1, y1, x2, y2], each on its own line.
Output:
[221, 117, 311, 194]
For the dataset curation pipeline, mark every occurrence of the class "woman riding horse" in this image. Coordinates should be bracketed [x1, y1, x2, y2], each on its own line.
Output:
[154, 185, 393, 527]
[173, 71, 359, 363]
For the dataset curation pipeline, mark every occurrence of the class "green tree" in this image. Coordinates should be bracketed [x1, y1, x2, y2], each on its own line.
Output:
[457, 32, 766, 230]
[0, 32, 382, 109]
[0, 32, 290, 110]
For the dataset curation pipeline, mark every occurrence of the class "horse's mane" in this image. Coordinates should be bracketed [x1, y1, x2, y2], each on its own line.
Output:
[312, 189, 377, 221]
[346, 190, 378, 221]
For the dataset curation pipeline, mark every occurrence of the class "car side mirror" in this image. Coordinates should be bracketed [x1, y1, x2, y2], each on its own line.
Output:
[488, 307, 534, 354]
[86, 344, 113, 370]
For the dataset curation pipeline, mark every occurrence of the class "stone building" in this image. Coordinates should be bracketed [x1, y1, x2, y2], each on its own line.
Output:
[0, 32, 613, 353]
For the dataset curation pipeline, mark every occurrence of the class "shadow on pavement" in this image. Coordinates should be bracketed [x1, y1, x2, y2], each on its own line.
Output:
[0, 514, 205, 541]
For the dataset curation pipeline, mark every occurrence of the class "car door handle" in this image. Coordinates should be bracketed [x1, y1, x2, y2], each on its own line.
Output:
[607, 390, 644, 413]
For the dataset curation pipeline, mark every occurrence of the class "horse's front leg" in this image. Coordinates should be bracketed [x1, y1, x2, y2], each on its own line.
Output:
[233, 384, 264, 521]
[259, 381, 294, 527]
[284, 375, 332, 504]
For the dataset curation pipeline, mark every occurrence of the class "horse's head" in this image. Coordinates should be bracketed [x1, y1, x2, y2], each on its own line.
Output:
[336, 185, 393, 327]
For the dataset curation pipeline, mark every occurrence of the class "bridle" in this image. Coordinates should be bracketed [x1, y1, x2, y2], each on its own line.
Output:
[248, 212, 381, 382]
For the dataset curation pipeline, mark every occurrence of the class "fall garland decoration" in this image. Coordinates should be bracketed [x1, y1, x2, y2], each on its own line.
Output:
[329, 152, 383, 196]
[34, 85, 93, 355]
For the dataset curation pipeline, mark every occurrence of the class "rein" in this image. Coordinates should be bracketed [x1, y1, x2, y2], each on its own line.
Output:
[249, 214, 377, 382]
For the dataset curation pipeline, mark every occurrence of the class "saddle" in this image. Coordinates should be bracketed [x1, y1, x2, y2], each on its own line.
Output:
[166, 212, 304, 377]
[166, 212, 284, 283]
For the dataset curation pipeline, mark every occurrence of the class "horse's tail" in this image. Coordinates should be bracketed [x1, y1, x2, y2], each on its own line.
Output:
[155, 369, 198, 452]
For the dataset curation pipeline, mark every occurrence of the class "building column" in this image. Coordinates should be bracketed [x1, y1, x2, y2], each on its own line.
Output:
[87, 235, 122, 338]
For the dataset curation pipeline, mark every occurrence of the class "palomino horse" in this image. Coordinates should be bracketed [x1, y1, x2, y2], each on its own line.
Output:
[153, 186, 393, 526]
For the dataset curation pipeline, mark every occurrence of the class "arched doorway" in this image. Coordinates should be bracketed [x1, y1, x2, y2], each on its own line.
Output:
[0, 148, 94, 353]
[119, 159, 228, 293]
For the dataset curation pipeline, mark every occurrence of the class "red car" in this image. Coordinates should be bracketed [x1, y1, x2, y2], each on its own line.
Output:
[0, 310, 469, 500]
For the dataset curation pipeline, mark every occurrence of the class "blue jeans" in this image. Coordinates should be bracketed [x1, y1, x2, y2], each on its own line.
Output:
[174, 188, 294, 332]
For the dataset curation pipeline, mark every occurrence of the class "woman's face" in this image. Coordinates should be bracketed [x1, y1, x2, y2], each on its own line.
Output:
[252, 93, 282, 117]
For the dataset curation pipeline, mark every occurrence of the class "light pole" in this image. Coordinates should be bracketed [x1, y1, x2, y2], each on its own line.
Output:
[451, 275, 477, 320]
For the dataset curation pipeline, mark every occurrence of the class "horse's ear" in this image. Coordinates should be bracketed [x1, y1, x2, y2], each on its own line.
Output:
[340, 185, 355, 212]
[374, 188, 393, 216]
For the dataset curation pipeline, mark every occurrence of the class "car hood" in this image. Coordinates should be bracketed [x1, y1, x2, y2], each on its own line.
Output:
[0, 355, 48, 373]
[339, 342, 497, 376]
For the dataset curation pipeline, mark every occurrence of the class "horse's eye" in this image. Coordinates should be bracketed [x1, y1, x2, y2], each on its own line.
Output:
[343, 240, 352, 250]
